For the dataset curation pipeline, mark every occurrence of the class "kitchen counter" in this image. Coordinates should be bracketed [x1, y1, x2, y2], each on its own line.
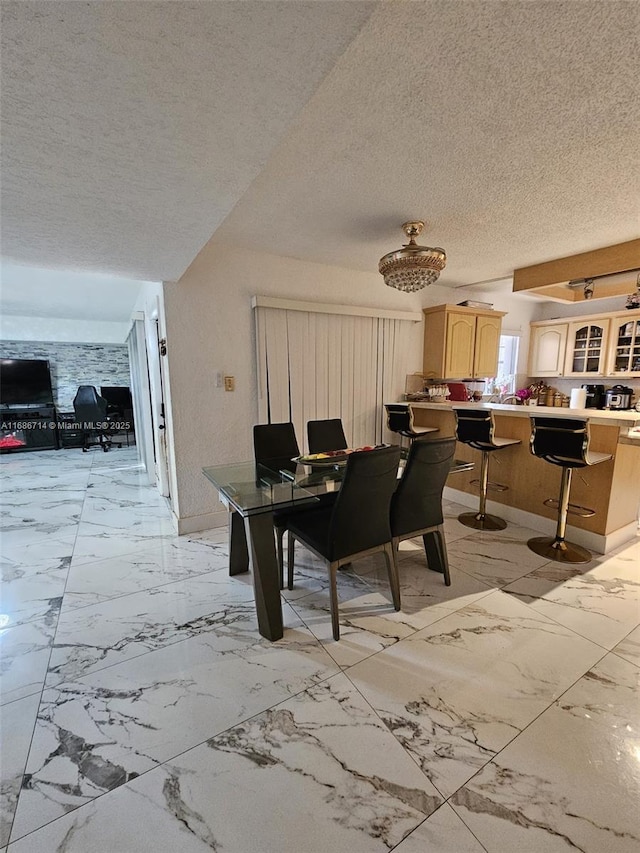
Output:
[404, 401, 640, 553]
[409, 400, 640, 427]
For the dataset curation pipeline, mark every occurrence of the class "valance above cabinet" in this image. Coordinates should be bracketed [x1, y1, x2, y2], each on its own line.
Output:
[423, 304, 505, 380]
[529, 309, 640, 379]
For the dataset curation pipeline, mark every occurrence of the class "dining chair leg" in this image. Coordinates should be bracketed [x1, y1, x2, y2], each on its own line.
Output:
[287, 533, 296, 591]
[276, 525, 286, 590]
[328, 561, 341, 640]
[422, 528, 451, 586]
[383, 542, 401, 611]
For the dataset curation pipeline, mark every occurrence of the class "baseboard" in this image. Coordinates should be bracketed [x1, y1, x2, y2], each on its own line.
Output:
[442, 486, 637, 555]
[174, 508, 228, 536]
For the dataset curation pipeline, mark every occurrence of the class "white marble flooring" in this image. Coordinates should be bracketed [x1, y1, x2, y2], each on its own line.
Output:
[1, 447, 638, 852]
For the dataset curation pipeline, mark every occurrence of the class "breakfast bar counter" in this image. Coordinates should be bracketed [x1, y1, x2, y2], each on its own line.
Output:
[408, 401, 640, 553]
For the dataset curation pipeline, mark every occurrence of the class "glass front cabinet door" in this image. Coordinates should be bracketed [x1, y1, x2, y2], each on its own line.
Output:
[564, 320, 609, 376]
[608, 315, 640, 376]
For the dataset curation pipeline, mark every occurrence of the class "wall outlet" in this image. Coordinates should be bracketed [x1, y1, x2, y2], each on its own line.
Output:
[224, 375, 235, 392]
[215, 372, 224, 388]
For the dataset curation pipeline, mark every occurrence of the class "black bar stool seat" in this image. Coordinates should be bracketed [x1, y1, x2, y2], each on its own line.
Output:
[385, 403, 438, 448]
[527, 417, 612, 563]
[455, 408, 521, 531]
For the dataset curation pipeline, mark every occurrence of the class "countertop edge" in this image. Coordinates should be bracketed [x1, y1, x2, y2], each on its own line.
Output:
[406, 400, 640, 424]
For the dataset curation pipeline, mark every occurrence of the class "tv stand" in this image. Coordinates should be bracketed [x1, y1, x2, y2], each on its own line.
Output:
[0, 405, 59, 453]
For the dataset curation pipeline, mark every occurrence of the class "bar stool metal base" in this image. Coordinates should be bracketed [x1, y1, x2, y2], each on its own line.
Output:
[458, 511, 507, 531]
[527, 535, 592, 564]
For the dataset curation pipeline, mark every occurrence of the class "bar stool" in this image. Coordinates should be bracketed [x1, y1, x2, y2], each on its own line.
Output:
[385, 403, 438, 449]
[455, 409, 521, 531]
[527, 417, 612, 563]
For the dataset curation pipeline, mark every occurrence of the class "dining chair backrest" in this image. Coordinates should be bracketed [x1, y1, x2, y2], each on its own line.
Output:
[327, 445, 402, 561]
[307, 418, 348, 454]
[390, 437, 455, 538]
[253, 422, 300, 473]
[530, 417, 589, 468]
[384, 403, 411, 435]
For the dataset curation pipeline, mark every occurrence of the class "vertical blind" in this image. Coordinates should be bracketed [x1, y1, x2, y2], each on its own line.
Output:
[254, 302, 416, 451]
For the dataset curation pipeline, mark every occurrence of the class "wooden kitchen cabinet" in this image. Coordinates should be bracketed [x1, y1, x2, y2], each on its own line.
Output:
[564, 319, 609, 376]
[607, 313, 640, 377]
[528, 322, 568, 376]
[530, 308, 640, 378]
[423, 304, 505, 380]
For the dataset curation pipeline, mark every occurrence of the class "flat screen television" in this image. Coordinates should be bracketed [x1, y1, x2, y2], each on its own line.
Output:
[0, 359, 54, 406]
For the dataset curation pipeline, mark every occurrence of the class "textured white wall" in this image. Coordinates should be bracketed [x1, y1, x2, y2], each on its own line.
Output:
[0, 315, 130, 343]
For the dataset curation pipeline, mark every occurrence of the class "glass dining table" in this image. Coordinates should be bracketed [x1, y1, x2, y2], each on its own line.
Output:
[202, 452, 473, 642]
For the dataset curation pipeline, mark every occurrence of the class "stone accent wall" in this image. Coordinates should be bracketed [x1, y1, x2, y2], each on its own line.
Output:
[0, 341, 130, 410]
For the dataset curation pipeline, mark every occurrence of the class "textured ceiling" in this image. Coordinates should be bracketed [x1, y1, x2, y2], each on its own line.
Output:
[1, 0, 638, 290]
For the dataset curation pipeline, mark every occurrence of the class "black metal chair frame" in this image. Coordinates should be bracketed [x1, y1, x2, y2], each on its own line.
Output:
[527, 417, 612, 564]
[287, 445, 402, 640]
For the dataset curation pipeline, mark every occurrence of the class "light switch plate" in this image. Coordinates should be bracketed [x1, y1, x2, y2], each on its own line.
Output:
[224, 376, 235, 392]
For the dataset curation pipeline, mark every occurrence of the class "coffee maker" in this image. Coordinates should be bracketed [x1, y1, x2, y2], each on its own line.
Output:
[581, 384, 605, 409]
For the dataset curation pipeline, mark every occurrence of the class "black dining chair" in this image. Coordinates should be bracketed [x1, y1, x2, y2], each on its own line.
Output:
[287, 445, 402, 640]
[307, 418, 348, 454]
[252, 422, 303, 587]
[390, 436, 456, 585]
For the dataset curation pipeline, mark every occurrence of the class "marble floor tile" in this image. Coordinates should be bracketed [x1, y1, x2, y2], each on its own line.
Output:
[291, 587, 453, 669]
[1, 617, 55, 705]
[62, 537, 230, 609]
[47, 569, 272, 684]
[0, 694, 41, 847]
[10, 674, 443, 853]
[393, 803, 487, 852]
[11, 605, 339, 841]
[504, 546, 640, 649]
[441, 500, 485, 543]
[445, 526, 558, 587]
[451, 652, 640, 852]
[0, 539, 72, 628]
[348, 590, 604, 798]
[363, 554, 496, 613]
[613, 624, 640, 668]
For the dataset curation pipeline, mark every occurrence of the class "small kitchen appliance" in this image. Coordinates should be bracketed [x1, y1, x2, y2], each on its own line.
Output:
[604, 385, 633, 410]
[581, 384, 605, 409]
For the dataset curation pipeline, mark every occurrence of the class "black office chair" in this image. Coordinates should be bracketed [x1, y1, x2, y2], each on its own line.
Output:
[455, 409, 520, 530]
[385, 403, 438, 448]
[287, 445, 402, 640]
[73, 385, 112, 452]
[307, 418, 348, 454]
[528, 417, 612, 563]
[390, 437, 456, 585]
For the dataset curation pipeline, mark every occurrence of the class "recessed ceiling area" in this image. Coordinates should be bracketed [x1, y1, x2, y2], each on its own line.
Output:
[0, 0, 638, 292]
[0, 262, 148, 322]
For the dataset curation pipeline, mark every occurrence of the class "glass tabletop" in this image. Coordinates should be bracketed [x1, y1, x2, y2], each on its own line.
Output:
[279, 454, 474, 488]
[202, 460, 318, 517]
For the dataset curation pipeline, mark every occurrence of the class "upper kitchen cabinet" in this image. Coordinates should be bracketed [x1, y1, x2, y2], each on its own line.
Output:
[423, 304, 505, 380]
[564, 319, 609, 376]
[528, 322, 568, 376]
[607, 314, 640, 376]
[529, 308, 640, 378]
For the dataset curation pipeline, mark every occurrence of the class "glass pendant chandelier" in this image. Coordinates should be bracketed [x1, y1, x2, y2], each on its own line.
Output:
[379, 221, 446, 292]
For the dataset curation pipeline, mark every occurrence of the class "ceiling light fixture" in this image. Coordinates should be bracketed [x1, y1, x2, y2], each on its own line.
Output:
[379, 221, 446, 292]
[583, 278, 594, 300]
